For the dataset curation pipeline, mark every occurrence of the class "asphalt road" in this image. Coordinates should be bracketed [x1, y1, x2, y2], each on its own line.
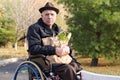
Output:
[1, 59, 120, 80]
[0, 59, 25, 80]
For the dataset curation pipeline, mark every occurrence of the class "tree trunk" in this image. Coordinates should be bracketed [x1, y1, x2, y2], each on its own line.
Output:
[14, 42, 17, 50]
[90, 57, 98, 66]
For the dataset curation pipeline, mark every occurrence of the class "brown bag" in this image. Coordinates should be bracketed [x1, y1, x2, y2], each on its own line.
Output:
[46, 55, 72, 64]
[42, 35, 72, 64]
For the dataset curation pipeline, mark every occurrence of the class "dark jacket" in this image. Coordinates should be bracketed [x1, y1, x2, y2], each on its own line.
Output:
[27, 18, 62, 56]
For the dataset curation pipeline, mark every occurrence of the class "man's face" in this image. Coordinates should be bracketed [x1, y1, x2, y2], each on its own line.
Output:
[41, 10, 57, 27]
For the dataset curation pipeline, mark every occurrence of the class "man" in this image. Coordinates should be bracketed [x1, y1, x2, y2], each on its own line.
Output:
[27, 2, 82, 80]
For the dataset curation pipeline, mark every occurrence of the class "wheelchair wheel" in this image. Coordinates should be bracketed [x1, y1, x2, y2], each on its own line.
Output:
[13, 61, 45, 80]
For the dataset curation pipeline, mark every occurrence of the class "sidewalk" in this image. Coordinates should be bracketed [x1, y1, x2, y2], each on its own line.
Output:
[0, 58, 19, 66]
[79, 70, 120, 80]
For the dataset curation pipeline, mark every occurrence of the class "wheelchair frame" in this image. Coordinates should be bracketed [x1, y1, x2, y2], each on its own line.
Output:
[13, 55, 82, 80]
[13, 54, 63, 80]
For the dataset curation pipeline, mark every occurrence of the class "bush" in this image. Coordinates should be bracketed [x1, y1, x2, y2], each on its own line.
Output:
[0, 17, 15, 46]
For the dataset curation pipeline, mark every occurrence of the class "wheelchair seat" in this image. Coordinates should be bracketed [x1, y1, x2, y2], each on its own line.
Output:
[27, 54, 63, 79]
[13, 51, 82, 80]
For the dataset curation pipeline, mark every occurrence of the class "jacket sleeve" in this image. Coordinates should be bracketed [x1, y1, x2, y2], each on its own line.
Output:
[27, 25, 56, 56]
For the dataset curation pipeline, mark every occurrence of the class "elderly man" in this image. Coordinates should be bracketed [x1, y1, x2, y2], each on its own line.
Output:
[27, 2, 82, 80]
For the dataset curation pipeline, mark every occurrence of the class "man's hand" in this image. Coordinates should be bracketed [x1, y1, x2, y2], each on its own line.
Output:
[55, 46, 70, 57]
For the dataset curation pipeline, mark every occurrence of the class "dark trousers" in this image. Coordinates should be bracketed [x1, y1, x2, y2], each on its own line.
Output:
[54, 62, 80, 80]
[30, 56, 82, 80]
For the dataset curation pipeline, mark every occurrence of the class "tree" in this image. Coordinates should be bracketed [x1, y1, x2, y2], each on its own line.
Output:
[58, 0, 120, 66]
[1, 0, 42, 49]
[0, 4, 15, 46]
[1, 0, 66, 50]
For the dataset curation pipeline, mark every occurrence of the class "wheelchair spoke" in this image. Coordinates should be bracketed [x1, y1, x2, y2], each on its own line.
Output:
[13, 61, 44, 80]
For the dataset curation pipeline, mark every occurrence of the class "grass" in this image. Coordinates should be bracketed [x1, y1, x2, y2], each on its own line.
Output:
[0, 47, 28, 60]
[77, 57, 120, 76]
[0, 47, 120, 76]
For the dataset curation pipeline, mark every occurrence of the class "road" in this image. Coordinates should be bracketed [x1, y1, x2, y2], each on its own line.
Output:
[1, 58, 120, 80]
[0, 59, 25, 80]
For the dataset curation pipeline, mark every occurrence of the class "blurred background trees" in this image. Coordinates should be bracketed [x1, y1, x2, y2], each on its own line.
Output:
[0, 2, 15, 47]
[58, 0, 120, 66]
[1, 0, 41, 50]
[0, 0, 120, 66]
[0, 0, 66, 49]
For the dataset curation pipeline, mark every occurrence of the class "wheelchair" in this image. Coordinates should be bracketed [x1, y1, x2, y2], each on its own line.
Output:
[13, 54, 82, 80]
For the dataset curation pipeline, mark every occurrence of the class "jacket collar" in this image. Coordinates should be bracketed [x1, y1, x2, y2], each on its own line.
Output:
[37, 18, 62, 35]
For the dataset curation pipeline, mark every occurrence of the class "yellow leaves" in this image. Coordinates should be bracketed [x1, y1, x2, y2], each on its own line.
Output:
[0, 13, 4, 18]
[0, 3, 4, 18]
